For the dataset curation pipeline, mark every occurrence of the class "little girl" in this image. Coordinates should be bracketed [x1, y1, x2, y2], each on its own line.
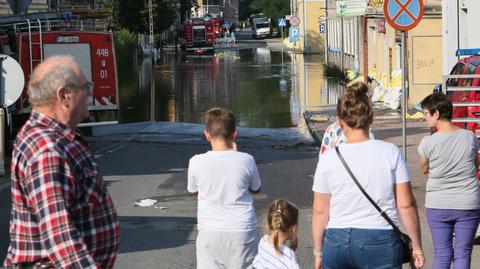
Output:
[252, 199, 300, 269]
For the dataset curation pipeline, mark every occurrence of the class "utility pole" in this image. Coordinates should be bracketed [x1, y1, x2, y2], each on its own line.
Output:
[149, 0, 155, 121]
[149, 0, 154, 47]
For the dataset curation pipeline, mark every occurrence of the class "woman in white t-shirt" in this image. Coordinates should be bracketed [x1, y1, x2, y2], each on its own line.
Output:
[319, 85, 374, 156]
[311, 82, 425, 269]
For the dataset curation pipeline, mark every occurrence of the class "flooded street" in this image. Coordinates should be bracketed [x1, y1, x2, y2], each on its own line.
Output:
[117, 43, 346, 130]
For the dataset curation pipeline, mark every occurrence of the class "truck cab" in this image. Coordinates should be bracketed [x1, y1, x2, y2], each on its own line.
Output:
[251, 18, 270, 39]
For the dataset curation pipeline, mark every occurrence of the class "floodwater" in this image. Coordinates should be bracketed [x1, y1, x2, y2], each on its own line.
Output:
[117, 46, 346, 129]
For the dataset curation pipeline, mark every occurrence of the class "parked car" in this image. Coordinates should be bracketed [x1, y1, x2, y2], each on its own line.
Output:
[446, 55, 480, 135]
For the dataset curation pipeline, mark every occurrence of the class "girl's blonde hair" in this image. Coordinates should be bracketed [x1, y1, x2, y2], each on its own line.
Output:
[267, 199, 299, 256]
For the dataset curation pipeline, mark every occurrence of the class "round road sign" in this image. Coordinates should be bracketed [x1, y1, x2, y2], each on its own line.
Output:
[289, 15, 300, 27]
[0, 55, 24, 107]
[384, 0, 424, 31]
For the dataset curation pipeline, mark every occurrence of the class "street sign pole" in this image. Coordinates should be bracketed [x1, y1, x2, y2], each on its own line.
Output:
[281, 26, 284, 65]
[384, 0, 424, 160]
[401, 31, 407, 159]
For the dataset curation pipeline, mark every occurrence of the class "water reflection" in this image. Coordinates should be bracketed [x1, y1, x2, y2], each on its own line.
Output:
[117, 48, 346, 129]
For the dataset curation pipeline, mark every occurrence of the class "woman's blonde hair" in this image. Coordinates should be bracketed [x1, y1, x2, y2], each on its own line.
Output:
[267, 199, 299, 256]
[337, 82, 373, 130]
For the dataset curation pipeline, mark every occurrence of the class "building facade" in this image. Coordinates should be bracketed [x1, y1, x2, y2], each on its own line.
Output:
[289, 0, 326, 54]
[195, 0, 239, 23]
[0, 0, 48, 14]
[325, 0, 443, 105]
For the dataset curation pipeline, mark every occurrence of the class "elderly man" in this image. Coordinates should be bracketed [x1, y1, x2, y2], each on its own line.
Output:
[3, 56, 120, 268]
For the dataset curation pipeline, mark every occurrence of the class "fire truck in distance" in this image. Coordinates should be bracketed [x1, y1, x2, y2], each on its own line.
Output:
[183, 14, 222, 55]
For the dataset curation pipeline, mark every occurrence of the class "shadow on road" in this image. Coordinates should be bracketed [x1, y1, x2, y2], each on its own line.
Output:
[93, 142, 318, 177]
[374, 126, 430, 141]
[118, 216, 196, 253]
[0, 188, 10, 262]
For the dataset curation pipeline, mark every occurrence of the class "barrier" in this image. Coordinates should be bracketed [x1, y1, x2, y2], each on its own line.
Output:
[214, 37, 236, 48]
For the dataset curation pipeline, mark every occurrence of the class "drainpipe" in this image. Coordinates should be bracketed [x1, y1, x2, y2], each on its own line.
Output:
[355, 16, 360, 72]
[325, 0, 328, 63]
[340, 16, 344, 72]
[303, 0, 308, 52]
[457, 0, 460, 60]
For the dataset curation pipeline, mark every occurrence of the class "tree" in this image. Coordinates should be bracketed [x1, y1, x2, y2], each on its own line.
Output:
[115, 0, 190, 34]
[154, 1, 175, 33]
[248, 0, 289, 20]
[239, 0, 256, 20]
[117, 0, 147, 33]
[179, 0, 195, 22]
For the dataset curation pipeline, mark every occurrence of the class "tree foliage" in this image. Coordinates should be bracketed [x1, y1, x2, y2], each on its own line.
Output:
[239, 0, 256, 20]
[248, 0, 289, 20]
[117, 0, 147, 33]
[154, 1, 176, 33]
[115, 0, 194, 34]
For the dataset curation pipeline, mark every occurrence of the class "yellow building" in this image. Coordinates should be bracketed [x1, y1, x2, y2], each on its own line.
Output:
[290, 0, 325, 54]
[324, 0, 442, 106]
[365, 1, 442, 105]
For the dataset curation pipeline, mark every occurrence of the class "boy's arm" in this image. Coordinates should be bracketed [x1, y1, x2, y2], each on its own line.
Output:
[249, 158, 261, 194]
[187, 159, 199, 195]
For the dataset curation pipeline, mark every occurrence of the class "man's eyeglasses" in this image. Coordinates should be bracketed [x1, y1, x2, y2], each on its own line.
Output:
[66, 81, 94, 92]
[422, 110, 431, 116]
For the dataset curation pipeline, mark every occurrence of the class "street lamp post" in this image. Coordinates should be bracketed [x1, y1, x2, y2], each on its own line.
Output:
[176, 2, 181, 30]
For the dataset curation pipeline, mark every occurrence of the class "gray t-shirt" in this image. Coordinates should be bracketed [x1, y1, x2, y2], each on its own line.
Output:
[418, 129, 480, 209]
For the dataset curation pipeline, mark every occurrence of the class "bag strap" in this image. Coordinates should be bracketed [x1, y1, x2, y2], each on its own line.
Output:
[335, 146, 403, 235]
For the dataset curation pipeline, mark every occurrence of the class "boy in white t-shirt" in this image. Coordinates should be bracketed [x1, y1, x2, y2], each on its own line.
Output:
[188, 107, 262, 269]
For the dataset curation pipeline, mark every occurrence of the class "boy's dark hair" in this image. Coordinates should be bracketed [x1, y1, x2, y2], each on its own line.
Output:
[420, 92, 453, 120]
[205, 107, 236, 139]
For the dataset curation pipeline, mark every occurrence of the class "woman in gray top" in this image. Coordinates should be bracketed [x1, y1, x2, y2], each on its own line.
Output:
[418, 92, 480, 269]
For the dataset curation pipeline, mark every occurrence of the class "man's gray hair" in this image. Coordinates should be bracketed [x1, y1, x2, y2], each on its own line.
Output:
[27, 55, 79, 106]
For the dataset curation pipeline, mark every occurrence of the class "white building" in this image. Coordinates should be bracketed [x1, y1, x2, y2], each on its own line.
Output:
[443, 0, 480, 75]
[0, 0, 48, 15]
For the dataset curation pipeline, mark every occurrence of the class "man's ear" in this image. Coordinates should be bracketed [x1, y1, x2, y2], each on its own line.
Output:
[56, 86, 69, 108]
[433, 110, 440, 120]
[204, 130, 211, 142]
[338, 119, 345, 129]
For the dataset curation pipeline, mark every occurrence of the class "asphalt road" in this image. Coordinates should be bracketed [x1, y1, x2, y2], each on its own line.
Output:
[2, 120, 480, 268]
[97, 140, 319, 269]
[0, 134, 319, 268]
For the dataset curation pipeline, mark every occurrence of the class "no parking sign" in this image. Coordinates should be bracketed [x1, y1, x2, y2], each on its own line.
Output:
[384, 0, 424, 31]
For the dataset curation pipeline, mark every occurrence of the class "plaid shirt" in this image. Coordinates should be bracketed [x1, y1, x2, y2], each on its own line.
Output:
[4, 112, 120, 269]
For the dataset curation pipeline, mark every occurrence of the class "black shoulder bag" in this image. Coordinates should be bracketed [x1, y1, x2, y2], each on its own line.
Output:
[335, 146, 412, 264]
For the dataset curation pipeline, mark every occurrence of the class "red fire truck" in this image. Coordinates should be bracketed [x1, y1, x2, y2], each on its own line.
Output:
[0, 10, 118, 128]
[183, 15, 222, 54]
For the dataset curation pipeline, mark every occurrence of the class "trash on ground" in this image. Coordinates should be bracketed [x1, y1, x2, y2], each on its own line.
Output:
[134, 198, 158, 207]
[154, 205, 168, 210]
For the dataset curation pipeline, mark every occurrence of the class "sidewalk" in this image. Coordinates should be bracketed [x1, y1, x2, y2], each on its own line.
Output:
[265, 38, 297, 53]
[303, 105, 480, 268]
